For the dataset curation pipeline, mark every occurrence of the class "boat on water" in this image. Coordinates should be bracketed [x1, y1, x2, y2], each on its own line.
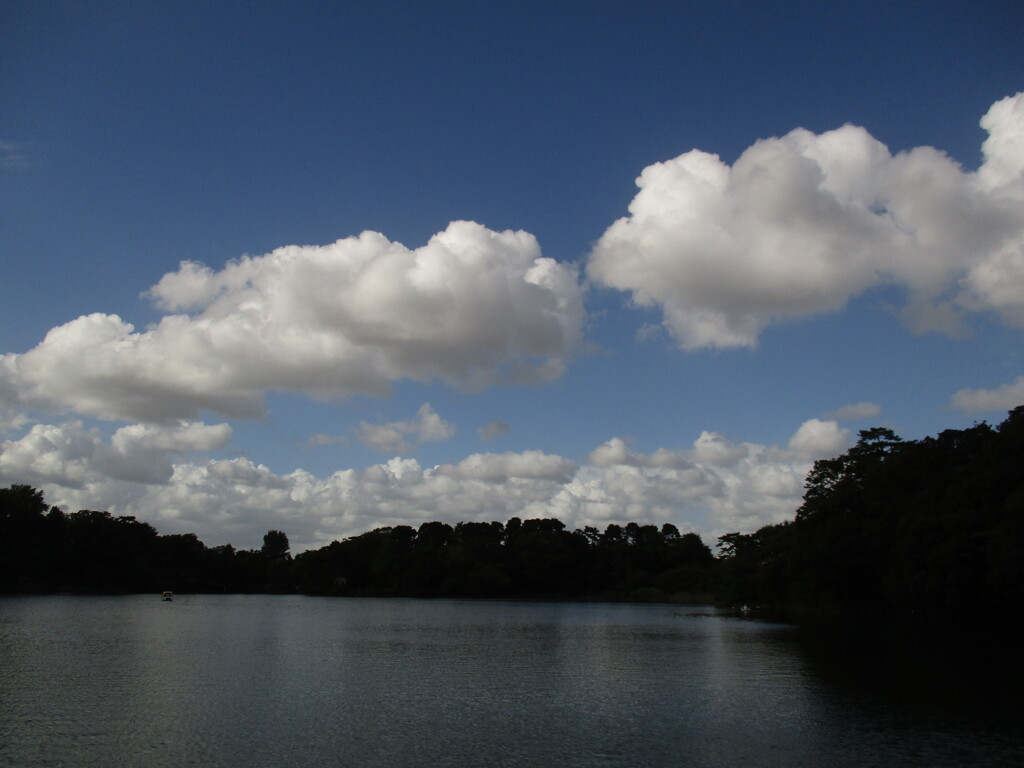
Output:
[161, 591, 174, 601]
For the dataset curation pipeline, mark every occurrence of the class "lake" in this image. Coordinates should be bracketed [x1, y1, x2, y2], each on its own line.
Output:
[1, 595, 1021, 767]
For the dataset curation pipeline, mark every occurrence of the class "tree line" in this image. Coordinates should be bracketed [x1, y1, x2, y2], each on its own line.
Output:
[0, 485, 298, 594]
[2, 406, 1022, 614]
[717, 406, 1024, 617]
[0, 484, 715, 601]
[293, 517, 715, 601]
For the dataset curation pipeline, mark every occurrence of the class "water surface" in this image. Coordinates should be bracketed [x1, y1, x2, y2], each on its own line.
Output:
[1, 595, 1020, 767]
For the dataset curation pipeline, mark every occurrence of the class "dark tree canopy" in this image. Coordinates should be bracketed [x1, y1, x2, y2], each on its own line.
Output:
[262, 530, 291, 560]
[718, 406, 1024, 616]
[0, 486, 715, 602]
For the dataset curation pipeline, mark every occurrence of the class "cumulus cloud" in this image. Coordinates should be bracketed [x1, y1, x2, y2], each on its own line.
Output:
[825, 401, 882, 421]
[477, 420, 510, 441]
[587, 92, 1024, 349]
[0, 221, 585, 423]
[580, 420, 843, 533]
[356, 403, 456, 454]
[586, 437, 693, 470]
[0, 420, 230, 489]
[1, 416, 854, 551]
[692, 430, 749, 466]
[441, 450, 577, 484]
[949, 376, 1024, 413]
[787, 418, 850, 457]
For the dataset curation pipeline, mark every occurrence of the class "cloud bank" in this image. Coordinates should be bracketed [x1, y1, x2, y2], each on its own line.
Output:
[0, 417, 849, 551]
[588, 93, 1024, 349]
[0, 221, 585, 423]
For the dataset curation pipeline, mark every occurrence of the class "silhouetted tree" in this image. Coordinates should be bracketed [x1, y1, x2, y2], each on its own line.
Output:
[262, 530, 291, 560]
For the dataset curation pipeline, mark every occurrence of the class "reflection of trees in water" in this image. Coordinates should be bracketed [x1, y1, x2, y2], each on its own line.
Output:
[795, 621, 1024, 727]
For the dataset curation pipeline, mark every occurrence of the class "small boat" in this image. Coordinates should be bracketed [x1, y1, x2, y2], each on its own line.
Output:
[161, 591, 174, 601]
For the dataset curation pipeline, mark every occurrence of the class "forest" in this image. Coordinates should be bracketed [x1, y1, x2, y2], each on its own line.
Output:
[1, 406, 1022, 615]
[717, 405, 1024, 616]
[0, 485, 716, 602]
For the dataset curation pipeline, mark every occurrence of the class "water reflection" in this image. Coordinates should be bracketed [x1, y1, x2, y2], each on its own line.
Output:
[799, 621, 1021, 714]
[1, 596, 1021, 768]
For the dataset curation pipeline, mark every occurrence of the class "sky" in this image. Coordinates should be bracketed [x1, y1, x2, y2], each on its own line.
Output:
[2, 0, 1023, 552]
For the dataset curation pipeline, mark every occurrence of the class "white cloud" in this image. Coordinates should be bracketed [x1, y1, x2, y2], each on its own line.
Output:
[0, 420, 230, 489]
[0, 421, 99, 489]
[788, 418, 850, 457]
[977, 93, 1024, 196]
[1, 416, 852, 552]
[949, 376, 1024, 413]
[581, 421, 845, 534]
[356, 403, 456, 454]
[825, 401, 882, 421]
[413, 404, 457, 443]
[587, 92, 1024, 349]
[356, 422, 409, 455]
[692, 430, 748, 466]
[586, 437, 695, 470]
[1, 221, 585, 423]
[441, 450, 577, 484]
[109, 421, 232, 453]
[586, 437, 639, 467]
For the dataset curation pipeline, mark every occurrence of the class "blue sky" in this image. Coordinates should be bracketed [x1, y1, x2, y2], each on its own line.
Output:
[2, 1, 1023, 551]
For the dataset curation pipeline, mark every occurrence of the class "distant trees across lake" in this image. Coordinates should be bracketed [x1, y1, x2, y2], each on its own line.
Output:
[0, 484, 715, 601]
[2, 406, 1022, 615]
[0, 485, 298, 595]
[294, 517, 716, 602]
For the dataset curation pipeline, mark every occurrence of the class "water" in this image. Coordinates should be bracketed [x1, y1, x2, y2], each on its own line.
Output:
[1, 595, 1021, 767]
